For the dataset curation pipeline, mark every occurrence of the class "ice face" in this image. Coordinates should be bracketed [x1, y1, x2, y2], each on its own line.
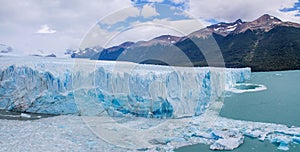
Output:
[0, 56, 251, 117]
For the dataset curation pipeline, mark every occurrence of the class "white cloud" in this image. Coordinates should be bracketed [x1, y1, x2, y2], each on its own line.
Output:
[171, 0, 188, 4]
[107, 25, 180, 47]
[189, 0, 300, 23]
[147, 0, 164, 2]
[1, 0, 300, 56]
[80, 25, 117, 49]
[145, 18, 208, 34]
[101, 7, 140, 25]
[94, 18, 208, 48]
[36, 24, 56, 34]
[101, 4, 160, 25]
[141, 5, 159, 18]
[0, 0, 133, 55]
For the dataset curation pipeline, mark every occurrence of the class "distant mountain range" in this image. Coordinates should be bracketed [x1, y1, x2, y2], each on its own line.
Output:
[70, 14, 300, 72]
[31, 53, 56, 58]
[66, 46, 102, 58]
[0, 44, 13, 53]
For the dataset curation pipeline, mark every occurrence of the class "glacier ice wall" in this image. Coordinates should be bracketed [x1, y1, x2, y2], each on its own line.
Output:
[0, 57, 250, 117]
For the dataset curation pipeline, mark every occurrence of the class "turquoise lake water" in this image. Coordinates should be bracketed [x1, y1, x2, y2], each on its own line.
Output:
[176, 70, 300, 151]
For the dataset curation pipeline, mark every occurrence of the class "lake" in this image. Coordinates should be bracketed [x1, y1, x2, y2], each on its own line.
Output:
[176, 70, 300, 151]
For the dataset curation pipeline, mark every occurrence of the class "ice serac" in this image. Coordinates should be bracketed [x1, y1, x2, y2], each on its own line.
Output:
[0, 57, 251, 117]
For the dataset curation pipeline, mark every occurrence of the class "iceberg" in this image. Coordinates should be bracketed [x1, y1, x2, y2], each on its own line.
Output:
[227, 83, 267, 93]
[0, 56, 250, 117]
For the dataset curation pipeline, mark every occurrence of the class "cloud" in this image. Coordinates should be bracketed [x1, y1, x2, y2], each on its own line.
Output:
[188, 0, 300, 23]
[80, 25, 117, 49]
[101, 4, 159, 25]
[141, 4, 160, 18]
[0, 0, 133, 56]
[132, 0, 189, 10]
[135, 18, 208, 34]
[106, 25, 181, 47]
[89, 18, 208, 48]
[1, 0, 300, 56]
[36, 25, 56, 34]
[171, 0, 188, 4]
[147, 0, 164, 2]
[101, 7, 140, 25]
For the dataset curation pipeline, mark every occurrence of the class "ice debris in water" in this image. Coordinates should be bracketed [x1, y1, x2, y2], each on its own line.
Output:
[20, 113, 31, 118]
[0, 115, 299, 151]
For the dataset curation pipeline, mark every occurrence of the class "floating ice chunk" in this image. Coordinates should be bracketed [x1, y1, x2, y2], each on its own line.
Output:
[227, 83, 267, 93]
[293, 136, 300, 143]
[210, 137, 244, 150]
[278, 144, 289, 151]
[269, 134, 292, 151]
[210, 129, 244, 150]
[20, 113, 31, 118]
[244, 129, 263, 138]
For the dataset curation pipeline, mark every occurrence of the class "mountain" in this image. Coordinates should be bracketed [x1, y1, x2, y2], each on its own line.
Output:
[91, 42, 134, 60]
[31, 53, 57, 58]
[188, 14, 300, 38]
[216, 25, 300, 71]
[45, 53, 56, 57]
[92, 14, 300, 71]
[0, 44, 13, 53]
[135, 35, 182, 47]
[186, 14, 300, 71]
[67, 46, 102, 58]
[189, 19, 245, 38]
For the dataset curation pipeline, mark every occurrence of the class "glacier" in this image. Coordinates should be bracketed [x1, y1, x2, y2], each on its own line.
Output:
[1, 56, 300, 151]
[0, 56, 250, 117]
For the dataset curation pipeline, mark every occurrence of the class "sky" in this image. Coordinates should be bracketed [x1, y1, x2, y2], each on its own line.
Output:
[1, 0, 300, 56]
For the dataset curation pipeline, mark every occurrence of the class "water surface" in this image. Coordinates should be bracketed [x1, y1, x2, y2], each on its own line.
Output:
[176, 70, 300, 151]
[221, 70, 300, 127]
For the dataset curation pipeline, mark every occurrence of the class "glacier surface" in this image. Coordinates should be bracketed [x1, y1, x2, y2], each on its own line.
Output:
[0, 56, 250, 118]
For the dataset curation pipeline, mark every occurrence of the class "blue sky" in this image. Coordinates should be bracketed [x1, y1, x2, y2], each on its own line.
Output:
[281, 1, 300, 16]
[0, 0, 300, 56]
[131, 0, 190, 10]
[97, 2, 192, 32]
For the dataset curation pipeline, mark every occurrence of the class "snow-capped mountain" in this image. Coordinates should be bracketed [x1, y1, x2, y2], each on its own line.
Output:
[189, 19, 245, 37]
[95, 14, 300, 58]
[67, 46, 102, 58]
[31, 53, 57, 58]
[80, 14, 300, 71]
[188, 14, 300, 38]
[30, 49, 57, 58]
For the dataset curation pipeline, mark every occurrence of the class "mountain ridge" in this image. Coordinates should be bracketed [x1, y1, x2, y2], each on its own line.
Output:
[75, 14, 300, 71]
[91, 14, 300, 53]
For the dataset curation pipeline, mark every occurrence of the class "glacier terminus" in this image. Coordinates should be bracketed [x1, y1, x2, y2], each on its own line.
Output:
[0, 56, 250, 118]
